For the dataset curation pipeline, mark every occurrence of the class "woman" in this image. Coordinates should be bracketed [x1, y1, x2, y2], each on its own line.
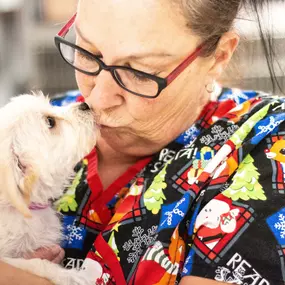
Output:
[2, 0, 285, 284]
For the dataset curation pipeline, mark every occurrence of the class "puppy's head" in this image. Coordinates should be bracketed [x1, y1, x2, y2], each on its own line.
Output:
[0, 92, 97, 217]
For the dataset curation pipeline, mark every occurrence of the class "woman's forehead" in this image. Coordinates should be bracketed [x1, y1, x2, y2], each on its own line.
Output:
[77, 0, 198, 60]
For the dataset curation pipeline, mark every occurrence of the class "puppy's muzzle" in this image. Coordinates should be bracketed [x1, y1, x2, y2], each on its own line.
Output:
[74, 102, 97, 129]
[78, 102, 90, 111]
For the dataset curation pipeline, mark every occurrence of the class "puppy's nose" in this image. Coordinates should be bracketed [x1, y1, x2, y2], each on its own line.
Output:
[79, 102, 90, 111]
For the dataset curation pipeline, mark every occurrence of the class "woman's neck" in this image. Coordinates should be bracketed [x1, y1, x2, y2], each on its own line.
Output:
[96, 139, 141, 189]
[96, 139, 140, 166]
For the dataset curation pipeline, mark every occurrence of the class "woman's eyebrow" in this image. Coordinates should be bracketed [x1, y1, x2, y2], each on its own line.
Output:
[74, 23, 173, 61]
[126, 52, 174, 61]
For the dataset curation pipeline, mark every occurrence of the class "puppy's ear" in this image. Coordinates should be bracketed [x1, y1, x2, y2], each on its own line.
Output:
[1, 156, 32, 218]
[18, 169, 38, 206]
[0, 103, 35, 218]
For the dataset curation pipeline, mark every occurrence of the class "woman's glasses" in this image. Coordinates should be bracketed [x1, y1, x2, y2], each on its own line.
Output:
[55, 13, 204, 98]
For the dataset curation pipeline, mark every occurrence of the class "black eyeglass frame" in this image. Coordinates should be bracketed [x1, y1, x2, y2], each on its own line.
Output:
[54, 13, 204, 99]
[54, 36, 167, 98]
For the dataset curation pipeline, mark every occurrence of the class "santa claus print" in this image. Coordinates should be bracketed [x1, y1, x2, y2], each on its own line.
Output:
[192, 195, 254, 263]
[195, 199, 240, 249]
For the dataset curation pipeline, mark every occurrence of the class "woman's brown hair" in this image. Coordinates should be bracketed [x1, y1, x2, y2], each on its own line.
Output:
[179, 0, 284, 93]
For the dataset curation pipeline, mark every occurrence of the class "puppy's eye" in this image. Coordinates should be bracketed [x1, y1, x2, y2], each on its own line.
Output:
[46, 116, 56, 129]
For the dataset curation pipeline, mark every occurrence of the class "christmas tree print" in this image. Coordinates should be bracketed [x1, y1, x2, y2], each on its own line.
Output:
[144, 163, 169, 214]
[223, 154, 266, 201]
[55, 160, 87, 212]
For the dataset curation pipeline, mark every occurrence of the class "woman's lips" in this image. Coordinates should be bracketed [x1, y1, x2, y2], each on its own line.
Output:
[99, 123, 121, 128]
[100, 125, 109, 129]
[100, 124, 115, 130]
[98, 121, 128, 129]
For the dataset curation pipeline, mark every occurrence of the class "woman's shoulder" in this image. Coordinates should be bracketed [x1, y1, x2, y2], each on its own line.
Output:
[213, 85, 285, 123]
[217, 85, 273, 104]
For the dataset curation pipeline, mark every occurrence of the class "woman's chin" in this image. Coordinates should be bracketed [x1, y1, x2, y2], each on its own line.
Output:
[98, 128, 156, 157]
[101, 128, 135, 147]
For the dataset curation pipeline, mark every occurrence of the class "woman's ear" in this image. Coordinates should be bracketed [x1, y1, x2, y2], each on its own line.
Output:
[207, 31, 240, 81]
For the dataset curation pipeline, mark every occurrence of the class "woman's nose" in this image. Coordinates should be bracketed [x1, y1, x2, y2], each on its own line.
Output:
[85, 70, 124, 111]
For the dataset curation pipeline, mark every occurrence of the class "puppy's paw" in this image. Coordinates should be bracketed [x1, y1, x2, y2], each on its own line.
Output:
[2, 257, 94, 285]
[63, 269, 95, 285]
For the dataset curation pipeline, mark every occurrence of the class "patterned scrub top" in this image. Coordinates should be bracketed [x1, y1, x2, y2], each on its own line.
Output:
[52, 87, 285, 285]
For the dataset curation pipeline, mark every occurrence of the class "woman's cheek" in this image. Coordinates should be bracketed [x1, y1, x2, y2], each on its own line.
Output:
[75, 71, 94, 98]
[127, 95, 157, 123]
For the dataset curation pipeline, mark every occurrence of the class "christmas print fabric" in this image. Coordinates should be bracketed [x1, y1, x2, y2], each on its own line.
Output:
[53, 87, 285, 284]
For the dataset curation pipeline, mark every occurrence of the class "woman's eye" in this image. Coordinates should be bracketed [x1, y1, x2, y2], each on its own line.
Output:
[132, 71, 153, 82]
[76, 50, 98, 62]
[78, 52, 93, 61]
[46, 116, 56, 129]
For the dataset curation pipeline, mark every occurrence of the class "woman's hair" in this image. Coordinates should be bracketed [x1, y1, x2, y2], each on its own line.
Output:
[179, 0, 284, 93]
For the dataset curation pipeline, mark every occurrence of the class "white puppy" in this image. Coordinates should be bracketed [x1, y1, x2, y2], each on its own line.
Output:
[0, 93, 97, 285]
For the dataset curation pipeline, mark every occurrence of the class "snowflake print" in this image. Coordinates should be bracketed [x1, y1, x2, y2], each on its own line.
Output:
[183, 126, 200, 143]
[164, 203, 185, 226]
[175, 124, 200, 145]
[160, 197, 186, 228]
[158, 193, 191, 232]
[275, 214, 285, 238]
[215, 267, 243, 284]
[267, 208, 285, 244]
[61, 215, 87, 249]
[200, 125, 238, 146]
[256, 116, 282, 136]
[122, 226, 158, 263]
[64, 220, 84, 245]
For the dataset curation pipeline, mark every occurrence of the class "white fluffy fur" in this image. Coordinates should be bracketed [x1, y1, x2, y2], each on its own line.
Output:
[0, 93, 97, 284]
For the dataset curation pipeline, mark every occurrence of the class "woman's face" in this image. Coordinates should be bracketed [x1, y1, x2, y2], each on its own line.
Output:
[76, 0, 220, 157]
